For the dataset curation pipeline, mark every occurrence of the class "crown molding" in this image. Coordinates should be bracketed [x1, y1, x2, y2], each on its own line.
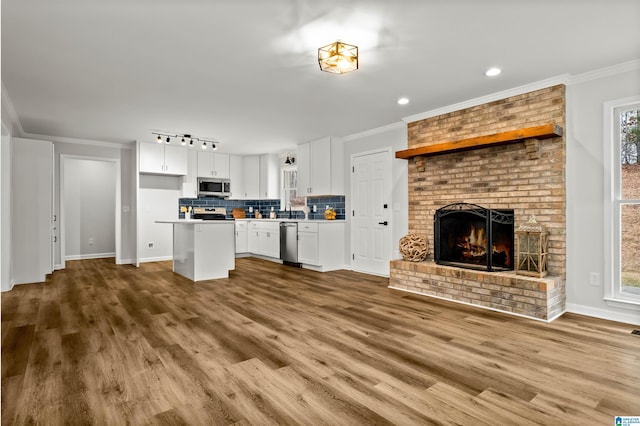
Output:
[1, 82, 25, 136]
[402, 74, 571, 124]
[568, 58, 640, 85]
[343, 121, 406, 142]
[21, 132, 135, 150]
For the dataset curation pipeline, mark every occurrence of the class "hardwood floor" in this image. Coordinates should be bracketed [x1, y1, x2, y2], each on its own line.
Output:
[2, 257, 639, 425]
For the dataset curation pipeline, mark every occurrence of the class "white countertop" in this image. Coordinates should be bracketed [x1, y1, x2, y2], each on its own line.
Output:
[155, 219, 234, 224]
[235, 218, 346, 223]
[156, 218, 345, 224]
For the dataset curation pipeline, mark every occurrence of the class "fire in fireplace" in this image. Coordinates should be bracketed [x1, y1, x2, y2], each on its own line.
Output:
[434, 203, 514, 271]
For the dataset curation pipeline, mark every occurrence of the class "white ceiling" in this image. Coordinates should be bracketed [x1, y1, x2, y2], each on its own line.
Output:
[3, 0, 640, 154]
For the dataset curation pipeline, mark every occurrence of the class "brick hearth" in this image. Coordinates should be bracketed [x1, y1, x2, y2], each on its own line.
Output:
[390, 85, 566, 321]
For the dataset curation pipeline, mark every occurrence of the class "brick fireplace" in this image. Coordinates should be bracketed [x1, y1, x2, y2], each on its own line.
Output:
[390, 85, 566, 321]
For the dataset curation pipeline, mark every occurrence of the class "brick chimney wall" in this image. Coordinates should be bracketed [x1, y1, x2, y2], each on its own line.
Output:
[390, 85, 566, 320]
[408, 85, 566, 275]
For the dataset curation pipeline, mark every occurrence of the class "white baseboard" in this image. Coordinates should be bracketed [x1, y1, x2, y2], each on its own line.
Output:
[65, 252, 115, 261]
[117, 258, 133, 265]
[54, 263, 64, 270]
[139, 255, 173, 263]
[566, 303, 640, 325]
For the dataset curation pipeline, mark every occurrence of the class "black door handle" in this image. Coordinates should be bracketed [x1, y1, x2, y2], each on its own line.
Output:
[378, 221, 388, 226]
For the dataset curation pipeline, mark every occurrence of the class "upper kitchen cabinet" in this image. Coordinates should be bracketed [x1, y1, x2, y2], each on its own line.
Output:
[139, 143, 188, 175]
[180, 150, 198, 198]
[197, 151, 230, 179]
[260, 154, 279, 199]
[243, 156, 260, 199]
[297, 136, 343, 196]
[228, 155, 243, 199]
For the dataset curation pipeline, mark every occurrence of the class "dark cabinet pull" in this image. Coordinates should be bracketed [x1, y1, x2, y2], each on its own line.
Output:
[378, 221, 388, 226]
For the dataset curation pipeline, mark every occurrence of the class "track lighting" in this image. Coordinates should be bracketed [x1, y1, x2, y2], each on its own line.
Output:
[151, 132, 221, 150]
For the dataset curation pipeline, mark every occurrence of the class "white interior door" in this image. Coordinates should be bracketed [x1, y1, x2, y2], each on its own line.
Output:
[351, 150, 392, 276]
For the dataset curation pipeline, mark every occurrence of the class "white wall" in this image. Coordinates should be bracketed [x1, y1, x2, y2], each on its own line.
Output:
[342, 125, 409, 269]
[1, 121, 12, 291]
[12, 138, 53, 285]
[566, 67, 640, 324]
[138, 174, 181, 262]
[64, 158, 116, 259]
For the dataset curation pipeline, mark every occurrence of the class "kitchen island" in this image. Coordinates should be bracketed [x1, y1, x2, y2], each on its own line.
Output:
[155, 219, 235, 281]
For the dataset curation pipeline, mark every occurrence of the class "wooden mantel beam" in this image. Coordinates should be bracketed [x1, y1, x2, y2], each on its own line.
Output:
[395, 123, 563, 159]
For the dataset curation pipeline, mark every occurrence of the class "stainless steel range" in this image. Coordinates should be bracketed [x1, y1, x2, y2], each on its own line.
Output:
[192, 207, 229, 220]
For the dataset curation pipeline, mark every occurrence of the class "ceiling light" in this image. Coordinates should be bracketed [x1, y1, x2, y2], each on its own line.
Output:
[181, 137, 186, 145]
[189, 139, 194, 146]
[318, 41, 358, 74]
[165, 137, 171, 144]
[211, 143, 217, 151]
[202, 142, 207, 149]
[156, 135, 162, 143]
[485, 67, 502, 77]
[397, 97, 409, 105]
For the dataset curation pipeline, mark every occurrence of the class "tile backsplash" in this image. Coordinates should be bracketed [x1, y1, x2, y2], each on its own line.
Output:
[178, 196, 346, 220]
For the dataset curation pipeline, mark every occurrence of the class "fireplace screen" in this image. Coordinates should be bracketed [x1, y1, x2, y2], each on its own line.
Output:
[434, 203, 514, 271]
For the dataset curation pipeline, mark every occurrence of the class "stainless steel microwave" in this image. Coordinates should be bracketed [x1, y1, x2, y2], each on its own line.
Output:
[198, 178, 231, 198]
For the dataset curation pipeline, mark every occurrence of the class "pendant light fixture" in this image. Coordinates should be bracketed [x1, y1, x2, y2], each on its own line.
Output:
[284, 152, 295, 165]
[318, 40, 358, 74]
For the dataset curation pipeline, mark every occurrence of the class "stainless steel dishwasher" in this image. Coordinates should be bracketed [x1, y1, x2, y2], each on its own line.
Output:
[280, 222, 300, 266]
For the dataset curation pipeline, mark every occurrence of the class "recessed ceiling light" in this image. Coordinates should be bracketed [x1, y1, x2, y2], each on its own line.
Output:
[397, 97, 409, 105]
[485, 67, 502, 77]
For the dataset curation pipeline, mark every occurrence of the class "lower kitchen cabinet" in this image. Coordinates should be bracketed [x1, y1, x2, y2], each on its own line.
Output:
[235, 221, 248, 253]
[247, 221, 280, 258]
[298, 221, 344, 271]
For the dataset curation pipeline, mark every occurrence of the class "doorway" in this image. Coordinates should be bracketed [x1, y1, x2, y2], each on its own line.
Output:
[350, 149, 392, 276]
[60, 155, 121, 268]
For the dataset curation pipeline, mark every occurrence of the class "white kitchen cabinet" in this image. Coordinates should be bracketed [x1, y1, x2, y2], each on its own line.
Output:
[229, 155, 243, 199]
[260, 153, 279, 199]
[248, 223, 260, 253]
[197, 151, 230, 179]
[247, 221, 280, 258]
[140, 143, 188, 175]
[235, 221, 248, 253]
[298, 221, 344, 271]
[296, 136, 343, 196]
[298, 222, 319, 265]
[180, 150, 198, 198]
[243, 156, 260, 199]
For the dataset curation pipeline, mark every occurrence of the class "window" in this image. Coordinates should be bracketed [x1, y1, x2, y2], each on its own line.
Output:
[605, 97, 640, 306]
[281, 166, 305, 210]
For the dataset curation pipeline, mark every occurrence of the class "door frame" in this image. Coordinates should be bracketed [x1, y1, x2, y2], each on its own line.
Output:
[60, 154, 121, 268]
[349, 147, 393, 276]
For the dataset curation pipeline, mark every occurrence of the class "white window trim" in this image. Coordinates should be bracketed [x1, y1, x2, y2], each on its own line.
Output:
[603, 95, 640, 310]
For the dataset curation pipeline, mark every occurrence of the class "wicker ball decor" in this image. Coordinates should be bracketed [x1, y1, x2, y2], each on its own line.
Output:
[399, 233, 428, 262]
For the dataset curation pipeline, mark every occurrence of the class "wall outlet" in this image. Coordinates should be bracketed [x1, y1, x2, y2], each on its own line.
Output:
[148, 242, 154, 249]
[88, 238, 95, 245]
[249, 206, 253, 213]
[589, 272, 600, 286]
[313, 205, 317, 212]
